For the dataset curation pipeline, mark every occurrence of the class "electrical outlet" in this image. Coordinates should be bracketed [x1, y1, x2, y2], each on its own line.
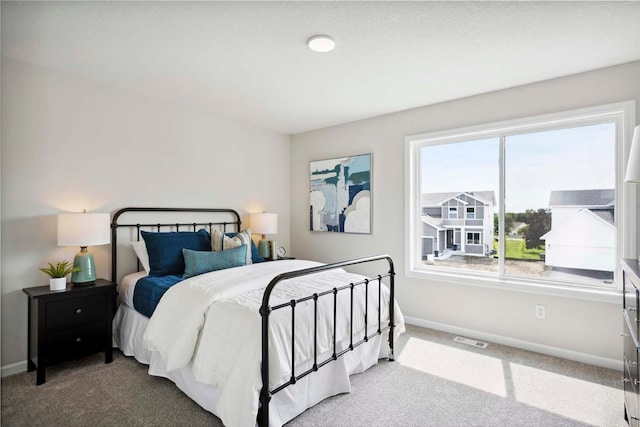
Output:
[535, 304, 546, 320]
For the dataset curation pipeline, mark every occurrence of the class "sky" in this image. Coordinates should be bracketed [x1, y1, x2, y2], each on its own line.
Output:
[420, 122, 616, 213]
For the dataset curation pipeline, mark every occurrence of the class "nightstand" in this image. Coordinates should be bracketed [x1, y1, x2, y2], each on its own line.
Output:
[23, 279, 117, 385]
[623, 259, 640, 426]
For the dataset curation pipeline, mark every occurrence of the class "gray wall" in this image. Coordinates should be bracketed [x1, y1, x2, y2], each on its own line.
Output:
[290, 61, 640, 366]
[1, 58, 291, 369]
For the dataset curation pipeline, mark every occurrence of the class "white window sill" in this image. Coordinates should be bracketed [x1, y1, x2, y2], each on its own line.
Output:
[405, 267, 620, 304]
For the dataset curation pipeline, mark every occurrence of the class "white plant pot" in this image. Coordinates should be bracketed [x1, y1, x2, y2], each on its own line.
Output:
[49, 277, 67, 291]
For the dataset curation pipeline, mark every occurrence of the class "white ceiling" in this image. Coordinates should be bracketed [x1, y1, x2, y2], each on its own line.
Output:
[3, 2, 640, 135]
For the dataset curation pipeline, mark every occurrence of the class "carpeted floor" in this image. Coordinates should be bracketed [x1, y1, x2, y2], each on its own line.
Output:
[1, 325, 624, 426]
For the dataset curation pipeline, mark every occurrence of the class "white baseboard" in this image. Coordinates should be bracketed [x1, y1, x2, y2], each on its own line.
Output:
[1, 360, 27, 378]
[404, 316, 622, 371]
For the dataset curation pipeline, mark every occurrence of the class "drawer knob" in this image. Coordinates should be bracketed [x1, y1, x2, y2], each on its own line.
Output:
[622, 377, 630, 383]
[75, 308, 82, 315]
[623, 333, 630, 337]
[630, 360, 638, 367]
[630, 307, 637, 312]
[75, 337, 82, 343]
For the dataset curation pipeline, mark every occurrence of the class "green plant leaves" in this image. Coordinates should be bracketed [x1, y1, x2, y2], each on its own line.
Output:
[39, 261, 81, 278]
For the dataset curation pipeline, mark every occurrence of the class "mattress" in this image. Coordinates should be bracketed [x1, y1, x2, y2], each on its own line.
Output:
[118, 271, 147, 308]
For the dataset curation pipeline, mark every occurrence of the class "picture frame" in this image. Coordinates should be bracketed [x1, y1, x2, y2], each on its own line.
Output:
[309, 153, 372, 234]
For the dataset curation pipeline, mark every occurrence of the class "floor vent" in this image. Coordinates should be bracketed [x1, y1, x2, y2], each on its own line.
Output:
[453, 336, 488, 349]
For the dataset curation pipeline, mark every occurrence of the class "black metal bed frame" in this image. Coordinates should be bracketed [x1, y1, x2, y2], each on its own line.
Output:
[110, 207, 396, 427]
[111, 207, 241, 281]
[258, 255, 396, 427]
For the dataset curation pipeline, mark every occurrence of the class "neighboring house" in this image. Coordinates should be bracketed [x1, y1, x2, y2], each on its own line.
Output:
[421, 191, 496, 258]
[510, 222, 527, 238]
[540, 189, 615, 272]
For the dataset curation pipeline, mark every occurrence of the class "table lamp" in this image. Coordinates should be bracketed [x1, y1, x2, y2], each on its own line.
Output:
[625, 125, 640, 183]
[250, 212, 278, 259]
[625, 125, 640, 261]
[57, 211, 110, 284]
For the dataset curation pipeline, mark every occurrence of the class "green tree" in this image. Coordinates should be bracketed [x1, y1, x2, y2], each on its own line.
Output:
[504, 213, 515, 234]
[493, 213, 516, 235]
[521, 208, 551, 249]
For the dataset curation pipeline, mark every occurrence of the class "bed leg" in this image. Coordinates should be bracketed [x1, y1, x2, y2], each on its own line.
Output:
[388, 260, 395, 362]
[388, 326, 395, 362]
[259, 304, 271, 427]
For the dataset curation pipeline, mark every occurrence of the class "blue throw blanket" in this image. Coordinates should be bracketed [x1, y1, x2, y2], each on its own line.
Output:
[133, 275, 183, 317]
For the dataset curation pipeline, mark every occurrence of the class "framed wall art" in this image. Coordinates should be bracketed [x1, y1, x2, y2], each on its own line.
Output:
[309, 153, 371, 233]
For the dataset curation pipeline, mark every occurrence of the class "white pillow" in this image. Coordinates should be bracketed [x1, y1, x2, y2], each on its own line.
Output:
[211, 229, 253, 265]
[131, 240, 151, 273]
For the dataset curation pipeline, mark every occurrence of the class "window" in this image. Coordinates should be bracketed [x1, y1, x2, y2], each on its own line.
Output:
[406, 102, 636, 292]
[467, 232, 481, 245]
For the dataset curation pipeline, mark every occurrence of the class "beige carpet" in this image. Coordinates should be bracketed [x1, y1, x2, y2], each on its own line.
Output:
[1, 325, 624, 426]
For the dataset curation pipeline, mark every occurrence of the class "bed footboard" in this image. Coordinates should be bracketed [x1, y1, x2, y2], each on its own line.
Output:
[258, 255, 395, 427]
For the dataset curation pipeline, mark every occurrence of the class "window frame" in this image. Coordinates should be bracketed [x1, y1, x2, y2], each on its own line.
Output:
[466, 207, 476, 219]
[466, 231, 481, 245]
[448, 207, 458, 219]
[404, 101, 636, 302]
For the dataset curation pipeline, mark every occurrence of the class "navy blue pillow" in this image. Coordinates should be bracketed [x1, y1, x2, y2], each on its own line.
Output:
[142, 229, 211, 276]
[182, 245, 247, 279]
[225, 232, 264, 263]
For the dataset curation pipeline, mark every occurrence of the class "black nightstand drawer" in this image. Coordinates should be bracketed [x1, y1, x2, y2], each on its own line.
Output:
[624, 270, 640, 345]
[45, 321, 106, 364]
[46, 294, 107, 330]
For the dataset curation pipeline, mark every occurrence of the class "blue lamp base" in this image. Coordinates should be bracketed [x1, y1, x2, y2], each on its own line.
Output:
[71, 247, 96, 285]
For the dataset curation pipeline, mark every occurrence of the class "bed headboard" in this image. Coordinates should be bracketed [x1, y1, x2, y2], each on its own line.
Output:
[110, 207, 241, 284]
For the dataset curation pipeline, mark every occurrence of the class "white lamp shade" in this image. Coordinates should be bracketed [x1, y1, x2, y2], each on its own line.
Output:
[250, 213, 278, 235]
[626, 125, 640, 183]
[57, 213, 111, 247]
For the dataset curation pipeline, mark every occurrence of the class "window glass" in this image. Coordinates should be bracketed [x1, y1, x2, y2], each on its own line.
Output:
[415, 119, 618, 288]
[420, 138, 499, 272]
[466, 232, 481, 245]
[503, 123, 616, 286]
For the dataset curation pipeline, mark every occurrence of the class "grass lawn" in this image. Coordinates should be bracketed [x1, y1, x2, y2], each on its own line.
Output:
[494, 237, 544, 260]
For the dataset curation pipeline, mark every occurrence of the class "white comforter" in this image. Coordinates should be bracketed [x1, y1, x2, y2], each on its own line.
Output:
[143, 259, 404, 427]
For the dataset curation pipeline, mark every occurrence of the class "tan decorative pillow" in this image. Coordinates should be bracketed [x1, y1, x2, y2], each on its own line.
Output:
[211, 229, 253, 265]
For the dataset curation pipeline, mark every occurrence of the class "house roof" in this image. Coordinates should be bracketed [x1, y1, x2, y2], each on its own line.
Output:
[421, 215, 444, 231]
[422, 191, 496, 207]
[548, 189, 614, 207]
[540, 208, 615, 240]
[590, 209, 615, 226]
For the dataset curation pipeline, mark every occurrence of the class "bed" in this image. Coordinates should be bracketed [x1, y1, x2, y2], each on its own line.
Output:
[110, 207, 404, 427]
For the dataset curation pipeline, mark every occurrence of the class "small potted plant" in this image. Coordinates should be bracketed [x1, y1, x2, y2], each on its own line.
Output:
[40, 261, 81, 290]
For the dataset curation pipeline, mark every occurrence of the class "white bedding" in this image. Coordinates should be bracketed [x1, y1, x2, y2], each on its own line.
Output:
[117, 260, 405, 427]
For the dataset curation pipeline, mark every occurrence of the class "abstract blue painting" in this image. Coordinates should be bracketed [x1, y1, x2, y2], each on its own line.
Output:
[309, 154, 371, 233]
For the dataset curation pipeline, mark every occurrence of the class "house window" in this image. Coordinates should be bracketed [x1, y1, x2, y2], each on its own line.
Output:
[467, 232, 481, 245]
[448, 207, 458, 219]
[406, 102, 635, 291]
[466, 207, 475, 219]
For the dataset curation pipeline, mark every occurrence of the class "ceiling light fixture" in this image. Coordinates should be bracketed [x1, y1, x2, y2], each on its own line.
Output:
[307, 35, 336, 53]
